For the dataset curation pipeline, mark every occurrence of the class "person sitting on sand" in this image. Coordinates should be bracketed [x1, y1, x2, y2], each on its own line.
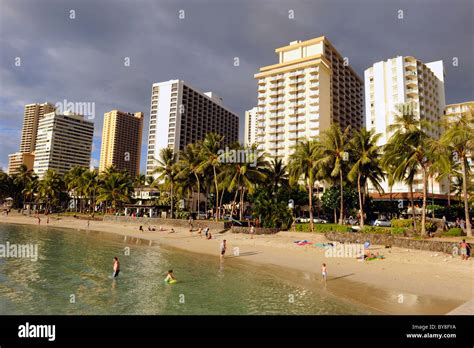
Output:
[139, 225, 143, 232]
[151, 225, 156, 231]
[168, 228, 175, 234]
[164, 270, 176, 283]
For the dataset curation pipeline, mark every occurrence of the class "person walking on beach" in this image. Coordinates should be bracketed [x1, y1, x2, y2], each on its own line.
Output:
[321, 263, 327, 283]
[113, 257, 120, 278]
[250, 225, 255, 239]
[459, 239, 470, 261]
[220, 240, 227, 258]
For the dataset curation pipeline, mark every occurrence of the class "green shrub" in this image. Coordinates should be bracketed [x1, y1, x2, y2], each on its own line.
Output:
[361, 226, 404, 235]
[443, 228, 463, 237]
[392, 219, 413, 228]
[294, 223, 351, 233]
[425, 221, 437, 233]
[391, 227, 406, 235]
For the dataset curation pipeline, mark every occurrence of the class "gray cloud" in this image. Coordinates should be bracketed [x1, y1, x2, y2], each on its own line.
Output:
[1, 0, 473, 172]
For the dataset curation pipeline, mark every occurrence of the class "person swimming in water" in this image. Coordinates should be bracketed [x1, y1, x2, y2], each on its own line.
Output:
[113, 257, 120, 278]
[164, 270, 176, 283]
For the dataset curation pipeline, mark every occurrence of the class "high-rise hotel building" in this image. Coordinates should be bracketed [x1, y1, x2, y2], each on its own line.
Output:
[20, 102, 57, 153]
[244, 107, 258, 147]
[146, 80, 239, 176]
[254, 36, 364, 161]
[33, 111, 94, 178]
[445, 101, 474, 185]
[99, 110, 144, 177]
[365, 56, 447, 194]
[7, 102, 57, 174]
[7, 152, 35, 175]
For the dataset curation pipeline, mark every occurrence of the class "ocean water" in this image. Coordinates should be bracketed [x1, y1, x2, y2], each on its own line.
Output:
[0, 223, 370, 315]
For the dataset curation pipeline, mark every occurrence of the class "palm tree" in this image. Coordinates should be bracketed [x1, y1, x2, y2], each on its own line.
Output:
[134, 174, 146, 188]
[223, 145, 268, 220]
[289, 140, 320, 232]
[146, 175, 155, 186]
[265, 158, 289, 194]
[38, 170, 65, 212]
[177, 143, 203, 217]
[384, 103, 433, 235]
[22, 179, 38, 210]
[348, 129, 385, 227]
[13, 164, 34, 208]
[96, 172, 132, 213]
[82, 170, 99, 214]
[440, 113, 473, 236]
[198, 133, 224, 221]
[317, 124, 350, 225]
[152, 148, 178, 218]
[64, 166, 88, 212]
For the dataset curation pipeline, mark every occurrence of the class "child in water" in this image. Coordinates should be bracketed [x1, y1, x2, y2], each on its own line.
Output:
[164, 270, 176, 283]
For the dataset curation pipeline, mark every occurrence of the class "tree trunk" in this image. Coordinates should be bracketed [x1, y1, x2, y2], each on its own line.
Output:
[447, 173, 451, 208]
[195, 174, 201, 219]
[334, 208, 337, 224]
[461, 157, 472, 236]
[219, 187, 225, 220]
[213, 166, 219, 221]
[240, 189, 245, 221]
[308, 179, 314, 233]
[421, 168, 427, 236]
[358, 173, 364, 228]
[409, 183, 417, 231]
[170, 183, 174, 219]
[339, 171, 344, 225]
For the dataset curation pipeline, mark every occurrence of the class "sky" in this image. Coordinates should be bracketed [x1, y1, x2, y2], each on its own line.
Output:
[0, 0, 473, 173]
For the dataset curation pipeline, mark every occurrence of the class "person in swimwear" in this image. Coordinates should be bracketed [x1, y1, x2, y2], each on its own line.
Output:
[113, 257, 120, 278]
[459, 239, 471, 261]
[321, 263, 327, 283]
[164, 270, 176, 283]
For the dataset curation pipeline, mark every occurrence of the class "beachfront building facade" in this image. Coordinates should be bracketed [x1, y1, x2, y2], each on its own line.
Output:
[145, 80, 239, 177]
[244, 107, 258, 147]
[99, 110, 144, 177]
[445, 101, 474, 122]
[7, 152, 35, 175]
[364, 56, 447, 195]
[253, 36, 364, 161]
[33, 111, 94, 179]
[445, 101, 474, 186]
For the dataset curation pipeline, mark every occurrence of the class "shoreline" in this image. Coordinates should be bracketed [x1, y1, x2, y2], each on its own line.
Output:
[1, 213, 472, 315]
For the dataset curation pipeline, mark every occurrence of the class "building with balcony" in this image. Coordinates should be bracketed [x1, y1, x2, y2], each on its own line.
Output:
[33, 111, 94, 178]
[99, 110, 144, 177]
[244, 107, 258, 147]
[7, 152, 35, 175]
[19, 102, 56, 153]
[146, 80, 239, 177]
[254, 36, 364, 161]
[365, 56, 447, 194]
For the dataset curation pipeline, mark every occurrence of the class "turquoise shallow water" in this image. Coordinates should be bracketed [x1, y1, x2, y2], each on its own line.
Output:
[0, 223, 370, 315]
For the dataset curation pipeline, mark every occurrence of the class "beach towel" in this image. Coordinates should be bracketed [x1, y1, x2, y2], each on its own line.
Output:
[314, 243, 334, 248]
[294, 240, 312, 246]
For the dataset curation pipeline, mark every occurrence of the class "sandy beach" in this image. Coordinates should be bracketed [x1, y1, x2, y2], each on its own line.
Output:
[1, 213, 472, 315]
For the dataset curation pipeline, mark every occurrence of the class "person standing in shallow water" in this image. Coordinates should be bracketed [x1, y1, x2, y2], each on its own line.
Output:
[113, 257, 120, 278]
